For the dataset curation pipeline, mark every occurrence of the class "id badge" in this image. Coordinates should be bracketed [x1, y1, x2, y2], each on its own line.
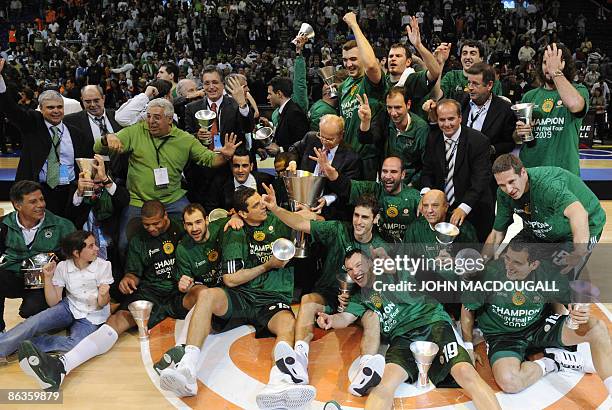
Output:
[153, 167, 170, 188]
[213, 133, 222, 152]
[59, 164, 70, 185]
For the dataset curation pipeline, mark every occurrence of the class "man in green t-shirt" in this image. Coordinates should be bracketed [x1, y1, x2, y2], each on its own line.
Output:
[317, 155, 421, 243]
[262, 186, 386, 395]
[317, 249, 501, 409]
[157, 188, 316, 409]
[486, 155, 606, 278]
[461, 240, 612, 396]
[357, 87, 430, 188]
[18, 201, 205, 391]
[338, 12, 386, 180]
[515, 44, 589, 175]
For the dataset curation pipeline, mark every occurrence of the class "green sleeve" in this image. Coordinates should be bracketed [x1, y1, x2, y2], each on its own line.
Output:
[125, 236, 145, 277]
[405, 71, 431, 100]
[459, 222, 478, 243]
[189, 139, 216, 167]
[115, 126, 134, 152]
[292, 56, 309, 112]
[310, 220, 344, 246]
[547, 179, 580, 213]
[175, 243, 192, 279]
[410, 122, 429, 185]
[343, 293, 367, 318]
[349, 180, 379, 204]
[492, 79, 503, 96]
[93, 138, 109, 155]
[440, 71, 454, 98]
[493, 189, 514, 232]
[221, 229, 247, 263]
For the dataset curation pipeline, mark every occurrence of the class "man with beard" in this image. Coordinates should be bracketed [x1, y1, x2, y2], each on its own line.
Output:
[261, 186, 387, 397]
[515, 44, 589, 175]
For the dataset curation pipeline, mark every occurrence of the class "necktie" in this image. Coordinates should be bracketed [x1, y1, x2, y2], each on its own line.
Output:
[444, 138, 456, 206]
[94, 116, 108, 136]
[209, 102, 218, 150]
[47, 126, 61, 189]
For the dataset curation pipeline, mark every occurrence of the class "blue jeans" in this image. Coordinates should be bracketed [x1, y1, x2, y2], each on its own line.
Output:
[117, 195, 190, 256]
[0, 299, 99, 356]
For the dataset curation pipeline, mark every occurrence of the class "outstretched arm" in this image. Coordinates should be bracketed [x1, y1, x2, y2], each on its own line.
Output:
[344, 12, 382, 84]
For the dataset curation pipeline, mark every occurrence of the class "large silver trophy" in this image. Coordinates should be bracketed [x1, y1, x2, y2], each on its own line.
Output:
[195, 109, 216, 131]
[291, 23, 314, 45]
[128, 300, 154, 340]
[511, 103, 535, 146]
[272, 238, 296, 261]
[282, 170, 326, 258]
[336, 272, 355, 313]
[76, 158, 97, 196]
[21, 253, 58, 289]
[318, 66, 338, 98]
[410, 341, 439, 388]
[253, 126, 275, 147]
[434, 222, 460, 245]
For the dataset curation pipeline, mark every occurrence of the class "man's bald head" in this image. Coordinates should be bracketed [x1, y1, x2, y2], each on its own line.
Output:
[318, 114, 344, 150]
[421, 189, 449, 225]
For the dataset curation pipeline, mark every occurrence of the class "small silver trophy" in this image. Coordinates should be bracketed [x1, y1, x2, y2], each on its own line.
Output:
[434, 222, 460, 245]
[291, 23, 314, 45]
[318, 66, 338, 98]
[511, 102, 535, 146]
[336, 272, 355, 313]
[128, 300, 154, 340]
[271, 238, 296, 261]
[410, 341, 439, 388]
[565, 280, 599, 330]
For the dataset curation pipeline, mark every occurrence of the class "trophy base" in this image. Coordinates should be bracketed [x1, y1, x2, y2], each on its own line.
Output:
[294, 247, 308, 258]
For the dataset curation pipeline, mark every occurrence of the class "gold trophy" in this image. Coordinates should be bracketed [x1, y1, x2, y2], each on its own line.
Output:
[76, 158, 97, 196]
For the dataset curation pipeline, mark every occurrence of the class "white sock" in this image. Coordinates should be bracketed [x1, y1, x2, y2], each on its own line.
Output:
[61, 324, 118, 374]
[604, 376, 612, 397]
[294, 340, 309, 359]
[182, 345, 200, 375]
[534, 357, 556, 375]
[175, 308, 194, 346]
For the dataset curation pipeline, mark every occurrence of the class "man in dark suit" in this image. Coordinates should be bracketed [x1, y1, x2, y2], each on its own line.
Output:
[183, 67, 254, 205]
[421, 99, 494, 242]
[267, 76, 309, 151]
[64, 85, 127, 184]
[202, 147, 274, 212]
[289, 114, 361, 220]
[0, 59, 92, 219]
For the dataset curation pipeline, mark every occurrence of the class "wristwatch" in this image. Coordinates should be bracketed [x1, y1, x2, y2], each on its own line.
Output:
[552, 70, 564, 78]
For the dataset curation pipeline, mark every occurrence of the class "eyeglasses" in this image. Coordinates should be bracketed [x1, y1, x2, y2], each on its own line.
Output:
[316, 132, 336, 143]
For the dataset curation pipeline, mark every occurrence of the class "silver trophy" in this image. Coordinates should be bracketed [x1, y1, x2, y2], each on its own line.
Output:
[511, 103, 535, 146]
[21, 253, 58, 289]
[253, 126, 275, 147]
[318, 66, 338, 98]
[208, 208, 228, 222]
[272, 238, 296, 261]
[195, 109, 216, 130]
[336, 272, 355, 313]
[281, 170, 326, 258]
[565, 280, 599, 330]
[291, 23, 315, 45]
[434, 222, 460, 245]
[76, 158, 97, 196]
[410, 341, 439, 388]
[128, 300, 154, 340]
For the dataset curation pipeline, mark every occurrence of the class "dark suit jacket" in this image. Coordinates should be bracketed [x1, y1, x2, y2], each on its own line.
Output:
[183, 95, 254, 140]
[421, 126, 494, 241]
[63, 109, 128, 182]
[202, 171, 275, 213]
[0, 92, 92, 182]
[289, 132, 362, 220]
[460, 94, 516, 159]
[275, 99, 309, 151]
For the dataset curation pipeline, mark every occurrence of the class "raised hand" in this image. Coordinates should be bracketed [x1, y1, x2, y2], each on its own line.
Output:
[261, 183, 279, 211]
[544, 43, 564, 76]
[92, 154, 108, 182]
[219, 132, 243, 158]
[308, 146, 338, 180]
[225, 76, 247, 106]
[433, 42, 451, 65]
[406, 16, 422, 47]
[343, 11, 358, 28]
[355, 93, 371, 124]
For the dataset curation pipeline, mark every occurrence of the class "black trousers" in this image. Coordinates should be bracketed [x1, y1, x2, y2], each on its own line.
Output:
[0, 270, 48, 331]
[40, 183, 74, 220]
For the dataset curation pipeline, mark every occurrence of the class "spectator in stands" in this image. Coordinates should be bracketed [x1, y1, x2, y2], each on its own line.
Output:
[157, 62, 180, 100]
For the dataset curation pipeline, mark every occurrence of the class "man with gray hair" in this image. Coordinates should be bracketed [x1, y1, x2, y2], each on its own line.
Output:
[0, 58, 91, 218]
[94, 98, 243, 254]
[173, 79, 201, 131]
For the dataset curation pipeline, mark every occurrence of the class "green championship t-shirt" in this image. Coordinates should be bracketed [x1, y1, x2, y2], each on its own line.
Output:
[222, 214, 294, 304]
[493, 167, 606, 242]
[125, 217, 184, 293]
[463, 259, 566, 336]
[175, 218, 227, 287]
[349, 181, 421, 243]
[385, 112, 430, 187]
[339, 74, 386, 179]
[308, 99, 338, 131]
[441, 69, 503, 101]
[345, 272, 451, 341]
[386, 70, 434, 120]
[310, 220, 388, 292]
[518, 84, 589, 175]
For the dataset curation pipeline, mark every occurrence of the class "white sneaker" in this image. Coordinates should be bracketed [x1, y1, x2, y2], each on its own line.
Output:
[274, 341, 309, 384]
[159, 363, 198, 397]
[545, 348, 586, 372]
[256, 380, 316, 410]
[576, 343, 596, 373]
[348, 354, 385, 397]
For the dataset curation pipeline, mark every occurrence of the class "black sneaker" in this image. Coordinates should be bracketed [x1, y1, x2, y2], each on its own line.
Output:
[18, 341, 66, 391]
[154, 345, 185, 375]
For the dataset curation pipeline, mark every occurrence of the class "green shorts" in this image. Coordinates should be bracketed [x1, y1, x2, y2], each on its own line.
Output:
[119, 286, 189, 329]
[385, 320, 472, 387]
[485, 312, 567, 365]
[212, 287, 293, 338]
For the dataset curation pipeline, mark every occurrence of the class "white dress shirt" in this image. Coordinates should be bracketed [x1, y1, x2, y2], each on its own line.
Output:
[15, 213, 45, 246]
[234, 173, 257, 190]
[466, 94, 492, 131]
